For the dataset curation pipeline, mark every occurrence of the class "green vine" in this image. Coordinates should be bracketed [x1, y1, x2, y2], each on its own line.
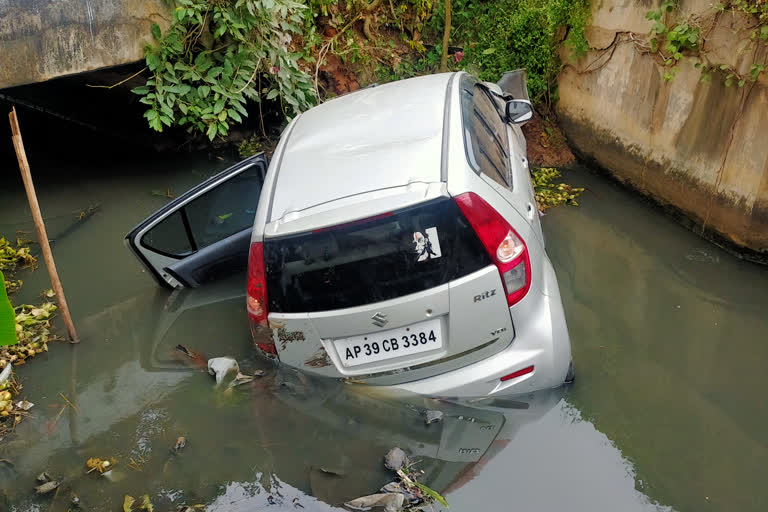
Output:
[647, 0, 768, 85]
[133, 0, 316, 140]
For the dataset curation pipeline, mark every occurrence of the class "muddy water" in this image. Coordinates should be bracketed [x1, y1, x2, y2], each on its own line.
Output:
[0, 150, 766, 512]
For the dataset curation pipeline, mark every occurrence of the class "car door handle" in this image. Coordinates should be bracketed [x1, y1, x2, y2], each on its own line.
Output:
[527, 202, 536, 220]
[521, 157, 528, 169]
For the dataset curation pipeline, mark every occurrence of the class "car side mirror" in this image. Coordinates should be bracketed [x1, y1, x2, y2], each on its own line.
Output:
[505, 99, 533, 124]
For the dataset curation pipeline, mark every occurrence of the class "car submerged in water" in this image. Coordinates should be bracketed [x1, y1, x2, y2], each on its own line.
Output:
[127, 71, 574, 398]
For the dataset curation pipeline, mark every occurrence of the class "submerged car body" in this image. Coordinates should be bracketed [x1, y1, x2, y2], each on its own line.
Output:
[127, 71, 573, 398]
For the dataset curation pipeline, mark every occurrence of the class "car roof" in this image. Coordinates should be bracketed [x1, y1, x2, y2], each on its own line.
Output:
[268, 73, 455, 221]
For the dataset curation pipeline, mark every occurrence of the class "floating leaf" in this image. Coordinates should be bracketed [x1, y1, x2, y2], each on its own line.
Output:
[124, 495, 135, 512]
[415, 481, 449, 507]
[140, 495, 154, 511]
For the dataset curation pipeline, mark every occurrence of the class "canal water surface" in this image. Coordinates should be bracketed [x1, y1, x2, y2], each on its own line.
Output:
[0, 145, 766, 512]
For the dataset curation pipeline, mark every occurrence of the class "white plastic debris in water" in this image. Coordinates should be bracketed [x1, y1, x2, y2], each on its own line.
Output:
[16, 400, 33, 411]
[207, 357, 240, 385]
[0, 364, 11, 386]
[345, 493, 405, 512]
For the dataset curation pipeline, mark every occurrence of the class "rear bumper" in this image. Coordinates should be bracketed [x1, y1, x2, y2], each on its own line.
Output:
[387, 257, 572, 398]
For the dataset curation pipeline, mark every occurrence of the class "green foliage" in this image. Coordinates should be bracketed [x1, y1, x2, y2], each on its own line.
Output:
[649, 0, 768, 85]
[134, 0, 316, 141]
[720, 0, 768, 44]
[238, 134, 274, 158]
[646, 0, 699, 81]
[665, 23, 699, 60]
[0, 237, 37, 273]
[0, 271, 17, 347]
[414, 481, 449, 508]
[646, 0, 679, 52]
[439, 0, 590, 107]
[532, 167, 584, 210]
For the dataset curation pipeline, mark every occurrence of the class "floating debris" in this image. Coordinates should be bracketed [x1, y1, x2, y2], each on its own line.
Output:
[174, 344, 208, 369]
[0, 365, 10, 386]
[34, 472, 59, 495]
[0, 237, 37, 271]
[346, 492, 405, 511]
[128, 455, 147, 472]
[207, 356, 262, 388]
[384, 447, 409, 471]
[347, 448, 448, 511]
[34, 479, 60, 495]
[15, 400, 33, 411]
[424, 410, 443, 425]
[86, 457, 115, 474]
[124, 494, 153, 512]
[207, 357, 239, 385]
[173, 436, 186, 452]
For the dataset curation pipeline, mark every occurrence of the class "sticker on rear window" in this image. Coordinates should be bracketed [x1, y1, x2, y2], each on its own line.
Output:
[413, 227, 442, 262]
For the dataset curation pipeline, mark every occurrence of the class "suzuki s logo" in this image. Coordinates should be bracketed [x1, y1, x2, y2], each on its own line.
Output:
[371, 312, 388, 327]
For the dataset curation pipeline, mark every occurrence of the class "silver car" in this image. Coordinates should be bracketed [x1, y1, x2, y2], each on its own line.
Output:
[127, 71, 573, 398]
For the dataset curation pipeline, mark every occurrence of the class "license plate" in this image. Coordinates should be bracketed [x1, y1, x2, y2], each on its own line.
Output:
[335, 318, 443, 368]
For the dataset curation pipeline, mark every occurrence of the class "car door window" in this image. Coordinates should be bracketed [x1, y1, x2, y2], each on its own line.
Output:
[142, 210, 194, 257]
[140, 165, 262, 257]
[184, 167, 261, 248]
[460, 77, 512, 188]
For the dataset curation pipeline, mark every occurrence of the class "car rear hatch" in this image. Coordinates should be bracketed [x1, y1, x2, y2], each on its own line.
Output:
[256, 194, 516, 385]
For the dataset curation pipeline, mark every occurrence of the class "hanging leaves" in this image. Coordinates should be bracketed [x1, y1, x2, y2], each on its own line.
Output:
[133, 0, 316, 140]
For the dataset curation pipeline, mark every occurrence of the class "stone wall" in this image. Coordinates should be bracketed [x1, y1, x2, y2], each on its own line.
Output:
[557, 0, 768, 261]
[0, 0, 170, 89]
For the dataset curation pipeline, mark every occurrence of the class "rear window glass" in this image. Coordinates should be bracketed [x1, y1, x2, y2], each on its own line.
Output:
[459, 76, 511, 188]
[264, 198, 492, 313]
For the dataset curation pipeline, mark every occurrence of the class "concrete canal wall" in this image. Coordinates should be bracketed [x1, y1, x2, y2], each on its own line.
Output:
[0, 0, 170, 89]
[557, 0, 768, 261]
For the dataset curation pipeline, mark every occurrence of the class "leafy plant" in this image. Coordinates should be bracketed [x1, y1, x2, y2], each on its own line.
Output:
[133, 0, 316, 140]
[0, 237, 37, 272]
[532, 167, 584, 210]
[648, 0, 768, 85]
[646, 0, 679, 52]
[665, 23, 699, 61]
[432, 0, 590, 108]
[414, 481, 449, 508]
[0, 271, 17, 347]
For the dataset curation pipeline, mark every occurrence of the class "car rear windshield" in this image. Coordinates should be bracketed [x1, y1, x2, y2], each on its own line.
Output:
[264, 198, 492, 313]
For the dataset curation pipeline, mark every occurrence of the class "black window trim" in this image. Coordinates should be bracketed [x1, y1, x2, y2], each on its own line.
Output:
[138, 160, 261, 259]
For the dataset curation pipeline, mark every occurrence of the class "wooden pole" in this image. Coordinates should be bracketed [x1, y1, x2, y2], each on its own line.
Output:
[8, 107, 79, 343]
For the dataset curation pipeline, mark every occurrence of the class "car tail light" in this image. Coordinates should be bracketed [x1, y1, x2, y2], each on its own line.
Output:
[454, 192, 531, 306]
[247, 242, 276, 355]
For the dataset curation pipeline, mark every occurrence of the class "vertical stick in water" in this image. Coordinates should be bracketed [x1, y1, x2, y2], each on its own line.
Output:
[8, 107, 80, 343]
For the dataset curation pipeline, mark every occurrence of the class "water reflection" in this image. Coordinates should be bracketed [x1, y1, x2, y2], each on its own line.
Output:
[3, 156, 766, 512]
[2, 278, 655, 512]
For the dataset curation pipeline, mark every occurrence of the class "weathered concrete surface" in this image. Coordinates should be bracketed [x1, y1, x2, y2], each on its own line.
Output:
[0, 0, 170, 89]
[558, 0, 768, 260]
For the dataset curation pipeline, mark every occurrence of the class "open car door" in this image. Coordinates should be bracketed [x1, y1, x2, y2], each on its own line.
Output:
[126, 153, 267, 288]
